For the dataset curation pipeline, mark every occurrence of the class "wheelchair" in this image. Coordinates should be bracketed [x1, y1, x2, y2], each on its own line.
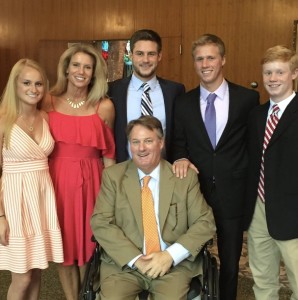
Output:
[79, 238, 219, 300]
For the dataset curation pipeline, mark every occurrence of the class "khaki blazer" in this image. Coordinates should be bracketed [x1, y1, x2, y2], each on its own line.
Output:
[91, 159, 216, 280]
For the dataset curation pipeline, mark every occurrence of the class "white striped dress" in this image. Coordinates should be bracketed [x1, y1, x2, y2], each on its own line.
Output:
[0, 119, 63, 273]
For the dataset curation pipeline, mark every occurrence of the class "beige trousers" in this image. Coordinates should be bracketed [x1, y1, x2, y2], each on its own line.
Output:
[248, 197, 298, 300]
[98, 262, 192, 300]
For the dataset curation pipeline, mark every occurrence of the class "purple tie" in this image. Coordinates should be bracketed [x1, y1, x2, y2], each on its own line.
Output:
[205, 93, 217, 149]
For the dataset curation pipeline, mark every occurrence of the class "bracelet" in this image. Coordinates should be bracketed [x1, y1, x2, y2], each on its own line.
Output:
[0, 214, 5, 218]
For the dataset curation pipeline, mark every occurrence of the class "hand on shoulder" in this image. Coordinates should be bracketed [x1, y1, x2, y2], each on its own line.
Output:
[172, 158, 199, 179]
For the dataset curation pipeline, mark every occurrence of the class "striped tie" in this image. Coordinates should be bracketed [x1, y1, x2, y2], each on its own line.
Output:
[141, 176, 160, 254]
[258, 104, 280, 202]
[141, 83, 153, 116]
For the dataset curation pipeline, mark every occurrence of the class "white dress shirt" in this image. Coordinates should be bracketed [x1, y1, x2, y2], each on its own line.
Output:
[200, 79, 229, 145]
[128, 164, 190, 268]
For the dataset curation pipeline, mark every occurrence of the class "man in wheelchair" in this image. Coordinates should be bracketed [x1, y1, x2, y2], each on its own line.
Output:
[91, 116, 216, 300]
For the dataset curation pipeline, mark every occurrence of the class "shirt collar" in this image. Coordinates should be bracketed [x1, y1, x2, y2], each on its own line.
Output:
[269, 91, 296, 114]
[131, 73, 158, 91]
[200, 79, 228, 102]
[138, 164, 160, 183]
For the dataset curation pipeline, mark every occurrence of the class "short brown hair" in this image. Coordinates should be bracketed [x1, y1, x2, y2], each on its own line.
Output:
[130, 29, 162, 53]
[126, 116, 164, 140]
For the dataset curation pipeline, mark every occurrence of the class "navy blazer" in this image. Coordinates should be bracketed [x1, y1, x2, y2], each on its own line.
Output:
[245, 93, 298, 240]
[172, 81, 259, 219]
[108, 76, 185, 163]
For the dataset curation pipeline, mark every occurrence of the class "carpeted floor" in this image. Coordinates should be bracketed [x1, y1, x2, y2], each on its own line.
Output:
[0, 233, 293, 299]
[0, 263, 292, 300]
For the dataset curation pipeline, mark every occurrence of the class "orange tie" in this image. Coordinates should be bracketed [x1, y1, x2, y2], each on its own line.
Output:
[141, 176, 161, 254]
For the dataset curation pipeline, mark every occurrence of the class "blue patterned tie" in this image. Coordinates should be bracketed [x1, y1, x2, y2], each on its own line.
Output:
[205, 93, 217, 149]
[141, 83, 153, 116]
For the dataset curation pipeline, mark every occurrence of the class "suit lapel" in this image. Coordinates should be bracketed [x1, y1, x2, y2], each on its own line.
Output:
[158, 160, 175, 231]
[158, 78, 172, 122]
[190, 88, 211, 147]
[118, 77, 131, 128]
[216, 82, 242, 148]
[268, 94, 298, 148]
[255, 103, 269, 150]
[122, 160, 175, 238]
[122, 161, 143, 234]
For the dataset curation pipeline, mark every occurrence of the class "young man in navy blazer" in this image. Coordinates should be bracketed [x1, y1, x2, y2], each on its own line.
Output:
[172, 34, 259, 300]
[245, 45, 298, 299]
[108, 29, 185, 163]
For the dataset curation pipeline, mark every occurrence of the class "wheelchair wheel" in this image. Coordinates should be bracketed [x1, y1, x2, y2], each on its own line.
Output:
[79, 242, 101, 300]
[211, 257, 219, 299]
[201, 244, 220, 300]
[207, 254, 214, 299]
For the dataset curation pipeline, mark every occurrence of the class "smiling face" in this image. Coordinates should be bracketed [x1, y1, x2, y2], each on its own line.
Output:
[17, 66, 45, 107]
[262, 60, 298, 103]
[66, 52, 94, 90]
[129, 124, 164, 174]
[193, 43, 225, 91]
[131, 40, 162, 81]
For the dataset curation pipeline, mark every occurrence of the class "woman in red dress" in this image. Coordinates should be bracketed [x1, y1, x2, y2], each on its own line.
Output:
[42, 44, 115, 300]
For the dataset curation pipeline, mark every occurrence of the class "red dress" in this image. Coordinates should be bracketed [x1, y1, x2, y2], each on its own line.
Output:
[48, 107, 115, 266]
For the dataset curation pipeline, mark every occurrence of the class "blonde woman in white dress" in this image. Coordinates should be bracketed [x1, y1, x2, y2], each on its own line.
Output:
[0, 59, 63, 300]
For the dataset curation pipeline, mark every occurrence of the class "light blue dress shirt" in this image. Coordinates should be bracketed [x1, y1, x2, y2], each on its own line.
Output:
[126, 74, 166, 158]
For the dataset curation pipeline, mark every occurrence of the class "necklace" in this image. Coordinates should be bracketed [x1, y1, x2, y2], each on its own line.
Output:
[19, 113, 37, 132]
[66, 97, 86, 109]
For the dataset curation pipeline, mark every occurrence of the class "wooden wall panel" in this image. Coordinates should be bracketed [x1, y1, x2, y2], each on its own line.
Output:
[181, 0, 298, 102]
[135, 0, 182, 37]
[93, 0, 135, 40]
[155, 36, 182, 82]
[39, 0, 95, 40]
[38, 40, 71, 88]
[0, 0, 297, 101]
[0, 0, 25, 90]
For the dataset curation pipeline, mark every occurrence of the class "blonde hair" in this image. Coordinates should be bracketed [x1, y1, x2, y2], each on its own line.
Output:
[192, 34, 226, 59]
[50, 43, 108, 106]
[261, 45, 298, 72]
[0, 58, 48, 148]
